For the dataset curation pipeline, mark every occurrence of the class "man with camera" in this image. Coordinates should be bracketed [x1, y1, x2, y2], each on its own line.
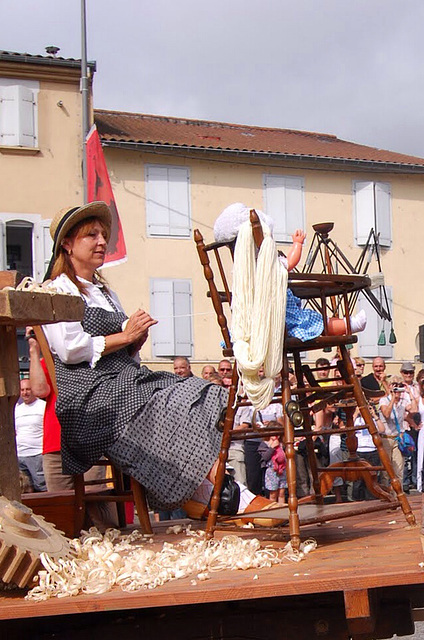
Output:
[378, 375, 418, 489]
[399, 362, 420, 491]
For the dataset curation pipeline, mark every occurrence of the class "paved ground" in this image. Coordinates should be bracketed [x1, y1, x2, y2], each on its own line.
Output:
[391, 621, 424, 639]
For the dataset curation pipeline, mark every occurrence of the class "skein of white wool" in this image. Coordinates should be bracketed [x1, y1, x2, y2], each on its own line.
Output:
[231, 219, 287, 409]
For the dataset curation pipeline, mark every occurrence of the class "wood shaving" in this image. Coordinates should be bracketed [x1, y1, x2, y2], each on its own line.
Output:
[2, 277, 70, 295]
[26, 527, 316, 601]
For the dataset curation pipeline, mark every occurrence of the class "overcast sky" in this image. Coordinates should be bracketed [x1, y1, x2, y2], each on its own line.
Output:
[3, 0, 424, 157]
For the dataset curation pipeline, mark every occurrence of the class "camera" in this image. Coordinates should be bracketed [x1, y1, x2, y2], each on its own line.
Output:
[393, 385, 404, 392]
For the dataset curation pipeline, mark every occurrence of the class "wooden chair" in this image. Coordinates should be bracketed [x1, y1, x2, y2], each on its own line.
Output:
[31, 326, 153, 536]
[73, 459, 152, 536]
[194, 211, 415, 549]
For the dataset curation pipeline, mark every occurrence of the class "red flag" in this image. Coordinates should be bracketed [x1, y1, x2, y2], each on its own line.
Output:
[86, 124, 127, 266]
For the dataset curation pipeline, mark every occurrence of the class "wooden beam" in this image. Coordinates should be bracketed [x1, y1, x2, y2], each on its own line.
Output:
[344, 588, 375, 636]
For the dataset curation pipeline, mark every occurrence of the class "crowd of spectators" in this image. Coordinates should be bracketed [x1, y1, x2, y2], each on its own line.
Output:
[19, 349, 422, 510]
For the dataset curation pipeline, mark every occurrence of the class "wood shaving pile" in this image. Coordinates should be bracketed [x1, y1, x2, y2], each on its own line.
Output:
[2, 276, 69, 294]
[26, 527, 316, 601]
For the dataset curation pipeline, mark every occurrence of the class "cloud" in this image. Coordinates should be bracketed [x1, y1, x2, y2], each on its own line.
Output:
[3, 0, 424, 156]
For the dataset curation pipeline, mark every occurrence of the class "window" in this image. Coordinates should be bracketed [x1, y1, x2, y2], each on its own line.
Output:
[145, 165, 191, 237]
[0, 214, 52, 281]
[353, 181, 391, 248]
[149, 279, 193, 357]
[263, 174, 304, 242]
[357, 288, 393, 359]
[0, 79, 39, 147]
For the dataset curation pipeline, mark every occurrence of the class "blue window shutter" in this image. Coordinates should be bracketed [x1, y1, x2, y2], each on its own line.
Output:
[375, 182, 391, 248]
[284, 177, 304, 238]
[150, 279, 175, 356]
[146, 166, 171, 236]
[354, 181, 374, 246]
[173, 280, 192, 356]
[168, 167, 190, 237]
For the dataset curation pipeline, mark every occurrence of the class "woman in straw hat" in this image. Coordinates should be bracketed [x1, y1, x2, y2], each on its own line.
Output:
[43, 202, 281, 522]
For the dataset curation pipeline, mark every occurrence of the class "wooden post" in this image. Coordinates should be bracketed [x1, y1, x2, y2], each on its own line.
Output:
[0, 325, 21, 501]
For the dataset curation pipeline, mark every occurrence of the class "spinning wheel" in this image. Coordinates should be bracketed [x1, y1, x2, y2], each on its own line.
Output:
[194, 212, 415, 549]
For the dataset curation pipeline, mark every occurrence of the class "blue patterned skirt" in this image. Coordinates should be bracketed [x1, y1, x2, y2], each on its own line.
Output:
[285, 289, 324, 341]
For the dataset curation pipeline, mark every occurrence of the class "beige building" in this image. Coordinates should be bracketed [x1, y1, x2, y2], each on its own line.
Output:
[2, 50, 424, 374]
[0, 50, 96, 281]
[94, 109, 424, 372]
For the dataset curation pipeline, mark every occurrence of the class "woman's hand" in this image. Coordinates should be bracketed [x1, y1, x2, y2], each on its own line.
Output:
[124, 310, 158, 345]
[292, 229, 306, 245]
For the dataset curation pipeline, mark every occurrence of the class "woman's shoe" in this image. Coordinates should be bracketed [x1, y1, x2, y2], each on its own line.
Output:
[235, 495, 286, 527]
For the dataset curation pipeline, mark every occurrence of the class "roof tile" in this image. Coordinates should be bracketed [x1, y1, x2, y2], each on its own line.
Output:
[95, 109, 424, 167]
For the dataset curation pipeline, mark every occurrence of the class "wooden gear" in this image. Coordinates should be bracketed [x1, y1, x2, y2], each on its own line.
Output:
[194, 211, 415, 549]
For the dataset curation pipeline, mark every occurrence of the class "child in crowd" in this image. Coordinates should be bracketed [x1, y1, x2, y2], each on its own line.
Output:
[258, 426, 287, 504]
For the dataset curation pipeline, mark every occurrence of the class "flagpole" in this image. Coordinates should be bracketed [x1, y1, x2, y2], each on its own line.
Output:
[81, 0, 89, 203]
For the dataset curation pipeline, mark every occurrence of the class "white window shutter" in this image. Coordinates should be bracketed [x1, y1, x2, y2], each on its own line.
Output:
[264, 175, 286, 241]
[0, 85, 36, 147]
[173, 280, 192, 356]
[150, 279, 175, 357]
[146, 166, 171, 236]
[0, 85, 20, 146]
[375, 183, 391, 248]
[377, 286, 393, 359]
[284, 177, 304, 237]
[34, 219, 53, 281]
[357, 289, 393, 358]
[17, 86, 36, 147]
[354, 181, 374, 246]
[0, 221, 6, 270]
[264, 175, 304, 242]
[168, 167, 190, 237]
[357, 292, 379, 358]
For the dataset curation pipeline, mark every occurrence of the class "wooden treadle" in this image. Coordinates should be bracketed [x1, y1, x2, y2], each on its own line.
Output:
[219, 500, 400, 527]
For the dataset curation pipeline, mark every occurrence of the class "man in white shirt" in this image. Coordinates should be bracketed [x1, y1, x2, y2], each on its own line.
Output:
[15, 379, 47, 492]
[379, 375, 417, 489]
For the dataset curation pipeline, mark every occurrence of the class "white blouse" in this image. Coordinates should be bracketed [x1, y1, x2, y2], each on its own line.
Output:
[43, 274, 127, 369]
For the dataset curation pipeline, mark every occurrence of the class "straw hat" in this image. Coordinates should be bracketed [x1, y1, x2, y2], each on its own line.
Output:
[50, 202, 112, 256]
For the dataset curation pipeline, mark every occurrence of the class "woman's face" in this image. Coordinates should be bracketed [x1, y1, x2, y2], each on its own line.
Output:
[63, 220, 108, 277]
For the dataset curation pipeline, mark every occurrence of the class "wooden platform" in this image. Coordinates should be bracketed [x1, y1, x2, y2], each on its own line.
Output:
[0, 496, 423, 639]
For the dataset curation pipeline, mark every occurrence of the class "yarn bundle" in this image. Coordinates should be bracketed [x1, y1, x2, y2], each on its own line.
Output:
[231, 219, 287, 409]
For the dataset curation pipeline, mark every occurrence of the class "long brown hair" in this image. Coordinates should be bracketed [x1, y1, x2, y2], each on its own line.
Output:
[416, 369, 424, 397]
[50, 217, 109, 294]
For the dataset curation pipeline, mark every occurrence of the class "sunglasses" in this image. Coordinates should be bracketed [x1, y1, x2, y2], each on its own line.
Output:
[219, 368, 232, 372]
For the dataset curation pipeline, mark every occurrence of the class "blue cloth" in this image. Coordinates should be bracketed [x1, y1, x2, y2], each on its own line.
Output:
[285, 289, 324, 341]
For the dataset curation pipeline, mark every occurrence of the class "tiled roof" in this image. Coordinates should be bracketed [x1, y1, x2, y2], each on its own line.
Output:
[0, 50, 96, 70]
[95, 109, 424, 169]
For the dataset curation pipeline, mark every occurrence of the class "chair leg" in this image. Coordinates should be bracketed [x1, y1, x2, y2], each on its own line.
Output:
[73, 473, 86, 537]
[130, 477, 153, 535]
[112, 465, 127, 528]
[205, 369, 239, 537]
[339, 345, 416, 527]
[282, 355, 301, 550]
